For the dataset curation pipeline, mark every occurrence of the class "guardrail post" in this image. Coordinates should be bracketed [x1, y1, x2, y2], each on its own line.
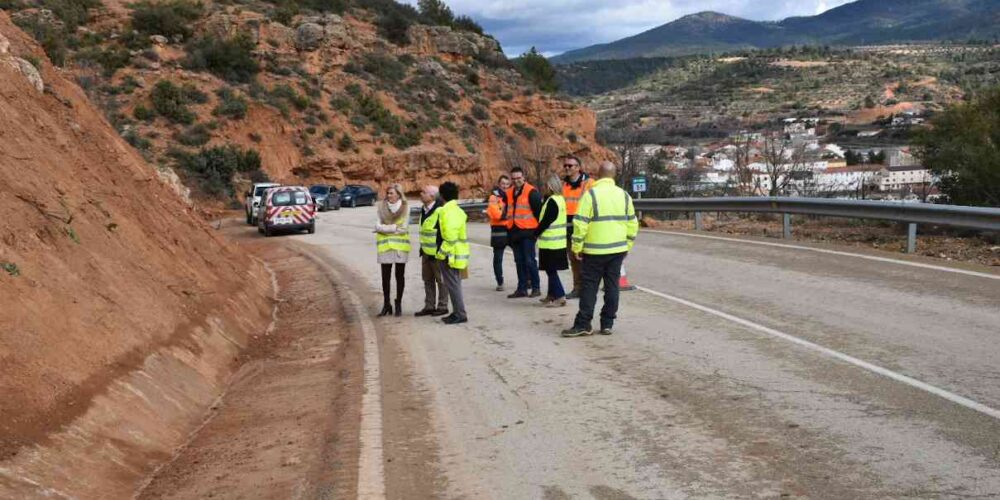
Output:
[694, 212, 703, 231]
[906, 223, 917, 254]
[782, 213, 792, 239]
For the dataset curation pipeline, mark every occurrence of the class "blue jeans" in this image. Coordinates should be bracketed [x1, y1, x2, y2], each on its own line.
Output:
[492, 245, 505, 286]
[546, 269, 565, 299]
[512, 237, 540, 293]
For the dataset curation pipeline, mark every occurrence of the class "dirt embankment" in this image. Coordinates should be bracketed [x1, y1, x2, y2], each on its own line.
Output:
[0, 14, 272, 497]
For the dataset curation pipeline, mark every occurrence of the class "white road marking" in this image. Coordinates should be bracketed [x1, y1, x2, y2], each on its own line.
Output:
[636, 284, 1000, 421]
[644, 229, 1000, 281]
[297, 247, 386, 500]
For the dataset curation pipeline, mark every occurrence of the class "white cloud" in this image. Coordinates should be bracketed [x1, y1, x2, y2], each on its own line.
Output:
[403, 0, 855, 56]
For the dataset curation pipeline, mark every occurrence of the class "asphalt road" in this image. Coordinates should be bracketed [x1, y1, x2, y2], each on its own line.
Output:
[292, 206, 1000, 499]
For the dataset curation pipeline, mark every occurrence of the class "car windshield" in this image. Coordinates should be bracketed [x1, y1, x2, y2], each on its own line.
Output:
[271, 191, 309, 206]
[309, 186, 328, 195]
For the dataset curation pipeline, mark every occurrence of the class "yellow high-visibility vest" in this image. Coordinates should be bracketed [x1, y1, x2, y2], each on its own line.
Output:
[436, 200, 470, 270]
[537, 195, 567, 250]
[376, 210, 411, 254]
[419, 205, 441, 257]
[571, 178, 639, 255]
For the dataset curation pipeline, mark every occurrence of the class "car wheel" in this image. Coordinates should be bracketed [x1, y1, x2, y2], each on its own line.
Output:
[264, 225, 273, 237]
[307, 222, 316, 234]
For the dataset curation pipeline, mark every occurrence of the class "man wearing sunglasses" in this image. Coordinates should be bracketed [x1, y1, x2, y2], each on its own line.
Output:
[561, 155, 593, 299]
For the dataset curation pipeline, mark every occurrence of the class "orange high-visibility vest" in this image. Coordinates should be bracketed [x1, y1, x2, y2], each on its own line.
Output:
[562, 174, 594, 216]
[505, 184, 539, 230]
[486, 193, 508, 227]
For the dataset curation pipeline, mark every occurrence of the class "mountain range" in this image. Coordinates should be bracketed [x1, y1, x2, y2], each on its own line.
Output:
[551, 0, 1000, 63]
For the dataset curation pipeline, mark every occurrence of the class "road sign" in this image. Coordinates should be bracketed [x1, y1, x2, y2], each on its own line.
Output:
[632, 176, 647, 194]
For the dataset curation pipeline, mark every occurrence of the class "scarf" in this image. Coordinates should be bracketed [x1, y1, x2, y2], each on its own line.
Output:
[378, 198, 408, 224]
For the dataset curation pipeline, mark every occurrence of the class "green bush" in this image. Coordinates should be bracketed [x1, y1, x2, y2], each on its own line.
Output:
[514, 47, 558, 93]
[512, 122, 536, 139]
[354, 92, 401, 135]
[75, 45, 131, 76]
[471, 104, 489, 121]
[418, 0, 453, 26]
[171, 144, 263, 196]
[133, 104, 155, 121]
[150, 80, 196, 124]
[453, 15, 483, 34]
[213, 87, 248, 119]
[270, 84, 311, 110]
[130, 0, 203, 39]
[42, 0, 101, 31]
[359, 52, 407, 83]
[376, 10, 411, 46]
[175, 123, 212, 146]
[337, 133, 354, 152]
[184, 34, 259, 83]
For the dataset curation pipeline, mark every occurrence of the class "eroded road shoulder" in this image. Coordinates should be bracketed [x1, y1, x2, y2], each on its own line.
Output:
[139, 241, 364, 499]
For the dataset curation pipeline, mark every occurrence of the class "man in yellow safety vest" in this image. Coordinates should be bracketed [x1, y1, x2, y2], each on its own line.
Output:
[415, 185, 449, 317]
[436, 181, 470, 325]
[561, 162, 639, 337]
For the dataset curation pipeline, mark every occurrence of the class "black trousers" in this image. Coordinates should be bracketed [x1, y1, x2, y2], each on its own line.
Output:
[573, 252, 626, 331]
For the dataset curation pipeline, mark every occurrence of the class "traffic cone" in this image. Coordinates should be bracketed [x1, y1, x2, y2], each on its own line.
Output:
[619, 263, 636, 291]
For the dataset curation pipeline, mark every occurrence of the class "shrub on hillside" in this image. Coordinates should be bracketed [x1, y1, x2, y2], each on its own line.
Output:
[175, 123, 212, 146]
[359, 52, 407, 83]
[130, 0, 203, 39]
[337, 133, 354, 152]
[150, 80, 196, 124]
[418, 0, 453, 26]
[453, 15, 483, 34]
[171, 144, 263, 196]
[514, 47, 558, 93]
[184, 34, 259, 83]
[213, 87, 249, 119]
[74, 45, 131, 77]
[354, 92, 401, 135]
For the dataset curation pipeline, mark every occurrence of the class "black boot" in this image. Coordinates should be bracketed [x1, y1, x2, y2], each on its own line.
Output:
[378, 301, 393, 317]
[394, 299, 402, 317]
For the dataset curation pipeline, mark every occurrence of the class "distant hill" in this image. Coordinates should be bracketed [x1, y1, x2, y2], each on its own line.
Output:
[552, 0, 1000, 63]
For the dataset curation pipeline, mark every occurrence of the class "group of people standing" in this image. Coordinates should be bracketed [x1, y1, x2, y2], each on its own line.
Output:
[373, 158, 639, 337]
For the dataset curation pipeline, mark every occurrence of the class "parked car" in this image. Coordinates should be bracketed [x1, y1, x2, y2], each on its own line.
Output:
[256, 186, 316, 237]
[245, 182, 281, 225]
[339, 184, 377, 208]
[309, 184, 341, 212]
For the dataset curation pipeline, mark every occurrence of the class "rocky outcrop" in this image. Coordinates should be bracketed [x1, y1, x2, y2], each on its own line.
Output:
[295, 22, 324, 51]
[295, 14, 351, 51]
[0, 32, 43, 92]
[409, 25, 505, 65]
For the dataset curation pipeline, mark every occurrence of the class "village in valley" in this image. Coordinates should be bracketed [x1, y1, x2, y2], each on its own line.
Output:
[625, 114, 937, 202]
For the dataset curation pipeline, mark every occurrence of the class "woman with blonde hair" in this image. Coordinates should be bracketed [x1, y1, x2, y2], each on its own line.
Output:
[535, 175, 569, 307]
[375, 183, 410, 316]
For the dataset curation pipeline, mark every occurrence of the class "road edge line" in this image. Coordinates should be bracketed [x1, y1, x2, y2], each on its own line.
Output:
[644, 229, 1000, 281]
[636, 284, 1000, 421]
[296, 246, 386, 500]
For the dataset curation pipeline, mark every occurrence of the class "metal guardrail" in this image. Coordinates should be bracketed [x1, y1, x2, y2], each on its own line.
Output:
[426, 197, 1000, 254]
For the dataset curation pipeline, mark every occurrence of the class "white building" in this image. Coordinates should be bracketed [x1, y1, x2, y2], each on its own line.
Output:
[879, 166, 934, 191]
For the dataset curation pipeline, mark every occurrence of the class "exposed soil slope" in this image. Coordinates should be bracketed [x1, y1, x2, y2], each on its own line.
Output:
[0, 12, 271, 496]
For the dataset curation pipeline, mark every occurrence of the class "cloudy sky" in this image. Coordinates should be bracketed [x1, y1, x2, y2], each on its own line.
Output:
[402, 0, 856, 56]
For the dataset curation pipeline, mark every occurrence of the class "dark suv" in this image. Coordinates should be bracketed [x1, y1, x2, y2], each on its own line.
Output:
[309, 184, 341, 212]
[339, 185, 377, 208]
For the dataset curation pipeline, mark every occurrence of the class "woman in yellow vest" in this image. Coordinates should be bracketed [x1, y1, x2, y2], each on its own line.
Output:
[536, 176, 569, 307]
[375, 183, 411, 317]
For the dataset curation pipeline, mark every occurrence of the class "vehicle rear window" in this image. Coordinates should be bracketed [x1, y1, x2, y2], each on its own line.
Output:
[310, 186, 328, 195]
[272, 191, 309, 206]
